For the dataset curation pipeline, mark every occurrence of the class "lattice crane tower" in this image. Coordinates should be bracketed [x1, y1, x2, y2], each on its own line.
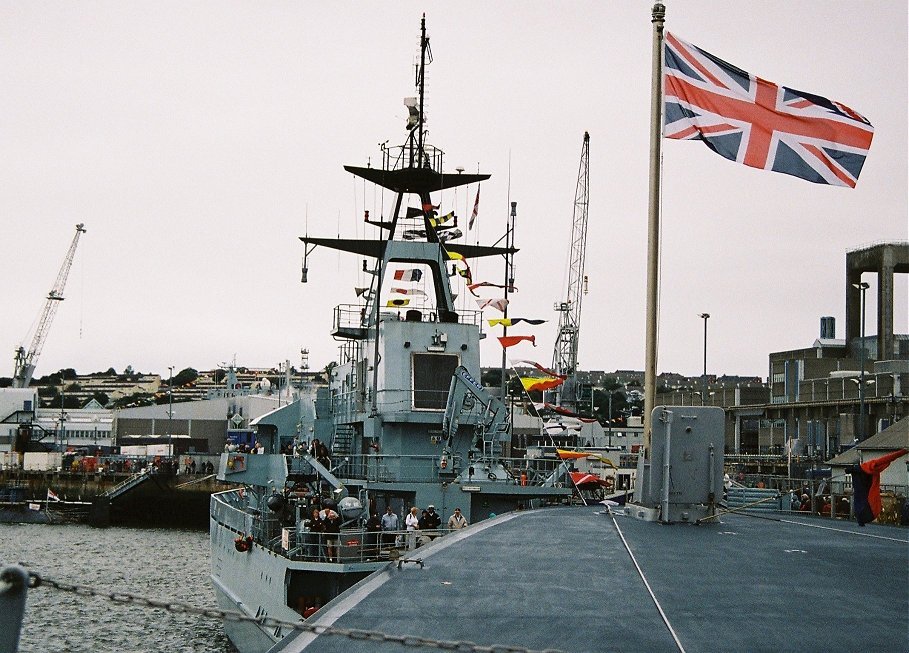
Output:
[12, 223, 87, 388]
[552, 132, 590, 407]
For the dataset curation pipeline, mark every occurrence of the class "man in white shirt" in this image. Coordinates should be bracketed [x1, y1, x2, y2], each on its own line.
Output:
[380, 505, 399, 548]
[405, 506, 420, 549]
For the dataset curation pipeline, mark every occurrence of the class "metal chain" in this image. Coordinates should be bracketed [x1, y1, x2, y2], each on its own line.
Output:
[26, 570, 565, 653]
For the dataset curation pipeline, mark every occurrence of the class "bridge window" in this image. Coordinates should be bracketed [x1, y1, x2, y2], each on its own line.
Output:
[412, 353, 458, 410]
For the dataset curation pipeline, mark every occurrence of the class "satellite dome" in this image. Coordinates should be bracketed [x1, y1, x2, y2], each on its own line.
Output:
[337, 496, 363, 520]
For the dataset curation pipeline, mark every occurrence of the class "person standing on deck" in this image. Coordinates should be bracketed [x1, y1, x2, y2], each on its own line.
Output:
[405, 506, 420, 549]
[447, 507, 468, 530]
[423, 505, 441, 538]
[365, 511, 382, 557]
[380, 505, 399, 548]
[322, 509, 341, 561]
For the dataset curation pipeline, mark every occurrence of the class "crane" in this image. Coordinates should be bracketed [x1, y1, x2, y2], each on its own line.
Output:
[551, 132, 590, 410]
[12, 223, 87, 388]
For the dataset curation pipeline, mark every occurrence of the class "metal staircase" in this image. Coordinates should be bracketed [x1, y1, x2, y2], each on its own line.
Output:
[331, 425, 355, 457]
[103, 470, 152, 501]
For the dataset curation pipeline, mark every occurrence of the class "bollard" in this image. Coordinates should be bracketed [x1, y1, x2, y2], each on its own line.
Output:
[0, 564, 29, 653]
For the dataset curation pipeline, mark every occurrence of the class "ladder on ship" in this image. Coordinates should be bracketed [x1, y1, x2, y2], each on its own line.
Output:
[331, 424, 355, 457]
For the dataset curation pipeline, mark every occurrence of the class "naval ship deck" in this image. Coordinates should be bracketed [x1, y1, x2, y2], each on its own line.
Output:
[274, 505, 908, 653]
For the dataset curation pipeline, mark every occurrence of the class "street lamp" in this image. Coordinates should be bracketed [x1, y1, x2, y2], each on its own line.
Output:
[59, 375, 66, 451]
[852, 282, 869, 441]
[167, 365, 174, 457]
[699, 313, 710, 406]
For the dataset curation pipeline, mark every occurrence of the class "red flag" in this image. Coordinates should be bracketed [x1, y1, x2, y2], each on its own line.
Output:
[513, 360, 565, 379]
[468, 281, 517, 296]
[544, 403, 598, 423]
[850, 449, 908, 525]
[498, 335, 536, 349]
[569, 471, 610, 488]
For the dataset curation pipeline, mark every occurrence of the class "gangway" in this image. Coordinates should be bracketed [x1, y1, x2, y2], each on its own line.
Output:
[88, 469, 153, 527]
[102, 469, 153, 501]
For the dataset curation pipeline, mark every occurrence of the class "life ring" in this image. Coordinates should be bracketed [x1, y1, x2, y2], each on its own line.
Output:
[234, 534, 253, 552]
[487, 472, 497, 481]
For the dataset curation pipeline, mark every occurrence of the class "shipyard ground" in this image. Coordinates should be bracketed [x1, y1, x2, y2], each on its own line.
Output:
[279, 505, 908, 653]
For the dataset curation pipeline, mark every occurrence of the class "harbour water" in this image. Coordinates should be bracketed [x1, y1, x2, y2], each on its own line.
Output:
[1, 523, 234, 653]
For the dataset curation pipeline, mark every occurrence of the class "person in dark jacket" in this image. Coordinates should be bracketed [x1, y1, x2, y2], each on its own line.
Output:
[365, 512, 382, 557]
[322, 509, 342, 561]
[306, 507, 324, 559]
[423, 504, 441, 539]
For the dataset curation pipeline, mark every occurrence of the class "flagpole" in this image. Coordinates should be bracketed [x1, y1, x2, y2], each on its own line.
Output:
[500, 202, 517, 440]
[643, 3, 666, 456]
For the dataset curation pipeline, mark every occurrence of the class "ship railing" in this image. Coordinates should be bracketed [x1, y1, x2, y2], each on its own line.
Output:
[282, 527, 455, 563]
[492, 456, 567, 485]
[381, 142, 444, 175]
[334, 454, 562, 485]
[330, 389, 366, 418]
[378, 388, 452, 413]
[333, 304, 369, 336]
[333, 303, 484, 334]
[211, 492, 463, 559]
[331, 388, 467, 415]
[336, 454, 463, 483]
[210, 490, 254, 535]
[728, 474, 907, 522]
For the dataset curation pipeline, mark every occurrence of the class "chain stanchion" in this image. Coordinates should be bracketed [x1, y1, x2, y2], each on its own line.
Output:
[1, 565, 30, 653]
[25, 571, 565, 653]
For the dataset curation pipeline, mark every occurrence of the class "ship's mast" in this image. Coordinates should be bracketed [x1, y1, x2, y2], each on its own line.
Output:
[299, 16, 508, 377]
[499, 202, 517, 406]
[417, 15, 427, 161]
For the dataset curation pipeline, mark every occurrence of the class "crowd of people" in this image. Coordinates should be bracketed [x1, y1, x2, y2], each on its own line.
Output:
[290, 503, 470, 619]
[791, 489, 851, 517]
[223, 440, 265, 455]
[296, 501, 470, 562]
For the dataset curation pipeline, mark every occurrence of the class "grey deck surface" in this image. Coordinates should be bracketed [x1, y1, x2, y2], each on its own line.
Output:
[277, 506, 909, 653]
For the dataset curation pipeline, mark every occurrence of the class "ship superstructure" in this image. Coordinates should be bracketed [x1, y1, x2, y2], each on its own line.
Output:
[297, 16, 572, 522]
[210, 17, 571, 653]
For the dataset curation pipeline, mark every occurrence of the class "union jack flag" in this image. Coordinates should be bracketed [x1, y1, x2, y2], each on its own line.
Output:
[663, 32, 874, 188]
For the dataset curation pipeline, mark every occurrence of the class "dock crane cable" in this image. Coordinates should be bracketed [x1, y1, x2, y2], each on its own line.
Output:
[11, 223, 87, 388]
[551, 133, 590, 411]
[8, 568, 567, 653]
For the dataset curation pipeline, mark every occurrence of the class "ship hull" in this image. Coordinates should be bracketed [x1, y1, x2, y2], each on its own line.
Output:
[210, 489, 387, 653]
[210, 501, 318, 652]
[0, 505, 61, 524]
[211, 575, 280, 653]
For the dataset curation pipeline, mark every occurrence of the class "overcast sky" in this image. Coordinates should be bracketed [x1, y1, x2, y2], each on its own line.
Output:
[1, 1, 906, 383]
